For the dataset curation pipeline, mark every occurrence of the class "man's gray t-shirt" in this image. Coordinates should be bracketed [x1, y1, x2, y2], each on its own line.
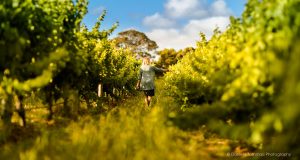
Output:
[139, 65, 163, 90]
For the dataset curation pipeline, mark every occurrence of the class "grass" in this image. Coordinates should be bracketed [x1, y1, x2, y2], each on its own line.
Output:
[0, 78, 251, 160]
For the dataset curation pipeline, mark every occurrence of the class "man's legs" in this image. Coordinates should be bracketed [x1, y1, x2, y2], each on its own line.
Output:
[147, 96, 152, 106]
[144, 96, 152, 107]
[144, 96, 148, 106]
[143, 90, 154, 108]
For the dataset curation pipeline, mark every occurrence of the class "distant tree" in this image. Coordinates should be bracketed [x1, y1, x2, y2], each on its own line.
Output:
[177, 47, 195, 59]
[156, 47, 194, 68]
[113, 29, 158, 58]
[156, 48, 176, 68]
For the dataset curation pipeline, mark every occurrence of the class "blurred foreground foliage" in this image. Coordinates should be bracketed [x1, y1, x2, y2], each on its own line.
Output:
[0, 81, 253, 160]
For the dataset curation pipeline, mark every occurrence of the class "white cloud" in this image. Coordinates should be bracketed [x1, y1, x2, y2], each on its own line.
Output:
[210, 0, 232, 16]
[146, 28, 192, 50]
[142, 0, 233, 50]
[164, 0, 231, 19]
[146, 16, 230, 50]
[183, 16, 230, 37]
[165, 0, 204, 18]
[143, 13, 175, 28]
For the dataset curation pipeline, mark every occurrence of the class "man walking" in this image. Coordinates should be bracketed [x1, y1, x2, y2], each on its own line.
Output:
[136, 57, 167, 107]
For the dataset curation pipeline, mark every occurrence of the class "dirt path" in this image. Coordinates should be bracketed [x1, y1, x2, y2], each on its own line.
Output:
[111, 79, 252, 160]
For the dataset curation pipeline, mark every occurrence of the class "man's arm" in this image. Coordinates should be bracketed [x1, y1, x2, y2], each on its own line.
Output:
[136, 80, 141, 90]
[153, 66, 169, 73]
[136, 69, 142, 90]
[162, 68, 169, 72]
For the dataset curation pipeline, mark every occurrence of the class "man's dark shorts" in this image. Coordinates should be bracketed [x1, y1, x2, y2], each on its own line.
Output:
[143, 89, 154, 96]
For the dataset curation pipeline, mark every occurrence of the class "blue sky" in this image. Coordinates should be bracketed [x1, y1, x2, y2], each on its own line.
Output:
[83, 0, 247, 50]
